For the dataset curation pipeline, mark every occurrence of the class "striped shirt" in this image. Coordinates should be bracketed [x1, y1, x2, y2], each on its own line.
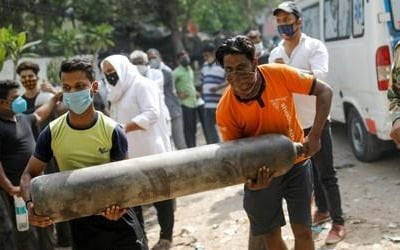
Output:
[200, 62, 225, 108]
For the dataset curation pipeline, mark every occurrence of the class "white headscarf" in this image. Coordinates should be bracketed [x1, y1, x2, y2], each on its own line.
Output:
[101, 55, 139, 103]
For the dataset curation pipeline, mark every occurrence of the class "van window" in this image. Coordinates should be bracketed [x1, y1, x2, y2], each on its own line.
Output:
[302, 4, 320, 39]
[390, 0, 400, 31]
[324, 0, 351, 40]
[353, 0, 364, 37]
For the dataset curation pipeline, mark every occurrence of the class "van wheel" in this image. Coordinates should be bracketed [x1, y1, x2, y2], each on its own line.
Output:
[347, 108, 382, 162]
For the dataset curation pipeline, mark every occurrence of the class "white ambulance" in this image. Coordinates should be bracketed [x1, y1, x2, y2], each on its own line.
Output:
[295, 0, 400, 161]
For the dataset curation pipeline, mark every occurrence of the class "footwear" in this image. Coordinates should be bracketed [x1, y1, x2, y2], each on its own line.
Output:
[151, 239, 172, 250]
[312, 211, 331, 225]
[326, 224, 346, 245]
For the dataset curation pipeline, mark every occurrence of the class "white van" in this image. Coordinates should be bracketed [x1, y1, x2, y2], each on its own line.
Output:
[296, 0, 400, 161]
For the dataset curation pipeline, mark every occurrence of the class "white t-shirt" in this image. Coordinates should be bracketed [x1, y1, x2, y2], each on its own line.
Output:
[269, 33, 329, 129]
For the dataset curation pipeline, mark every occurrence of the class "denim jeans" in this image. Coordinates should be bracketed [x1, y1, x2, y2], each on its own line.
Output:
[202, 108, 220, 144]
[305, 121, 344, 225]
[171, 115, 187, 150]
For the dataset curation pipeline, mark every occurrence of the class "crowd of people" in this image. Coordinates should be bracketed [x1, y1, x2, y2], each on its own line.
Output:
[6, 1, 400, 249]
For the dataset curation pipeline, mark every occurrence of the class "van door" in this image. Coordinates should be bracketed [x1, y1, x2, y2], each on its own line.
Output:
[388, 0, 400, 47]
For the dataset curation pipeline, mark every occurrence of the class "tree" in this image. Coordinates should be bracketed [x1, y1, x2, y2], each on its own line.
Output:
[0, 26, 41, 80]
[84, 23, 115, 57]
[47, 28, 83, 58]
[0, 39, 6, 71]
[46, 57, 63, 85]
[1, 0, 282, 63]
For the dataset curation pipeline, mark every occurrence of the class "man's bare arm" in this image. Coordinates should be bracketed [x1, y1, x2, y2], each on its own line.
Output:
[20, 156, 47, 203]
[0, 161, 20, 196]
[304, 79, 333, 156]
[34, 93, 61, 124]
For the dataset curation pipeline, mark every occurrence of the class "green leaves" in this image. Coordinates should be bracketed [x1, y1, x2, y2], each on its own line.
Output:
[0, 45, 6, 71]
[16, 32, 27, 48]
[48, 28, 83, 58]
[84, 23, 115, 55]
[0, 26, 41, 78]
[47, 57, 64, 85]
[47, 23, 115, 58]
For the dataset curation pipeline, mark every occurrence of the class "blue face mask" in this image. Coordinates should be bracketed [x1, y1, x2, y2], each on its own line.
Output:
[63, 89, 93, 115]
[11, 96, 27, 114]
[277, 23, 297, 37]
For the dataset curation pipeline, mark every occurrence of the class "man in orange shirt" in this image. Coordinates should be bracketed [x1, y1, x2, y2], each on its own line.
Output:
[216, 36, 332, 250]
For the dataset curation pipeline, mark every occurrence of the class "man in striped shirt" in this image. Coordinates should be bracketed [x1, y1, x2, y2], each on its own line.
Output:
[200, 43, 226, 144]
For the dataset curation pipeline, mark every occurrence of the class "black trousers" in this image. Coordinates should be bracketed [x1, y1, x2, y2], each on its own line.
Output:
[181, 105, 197, 148]
[134, 200, 174, 241]
[70, 212, 143, 250]
[0, 188, 55, 250]
[305, 121, 344, 225]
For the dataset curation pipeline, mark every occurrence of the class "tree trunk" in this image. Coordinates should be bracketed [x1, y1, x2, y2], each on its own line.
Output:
[155, 0, 184, 66]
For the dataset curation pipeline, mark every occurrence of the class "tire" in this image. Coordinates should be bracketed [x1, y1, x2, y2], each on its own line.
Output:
[347, 108, 383, 162]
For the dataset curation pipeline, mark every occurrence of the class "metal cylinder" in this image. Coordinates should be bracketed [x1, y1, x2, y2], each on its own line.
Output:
[31, 134, 301, 222]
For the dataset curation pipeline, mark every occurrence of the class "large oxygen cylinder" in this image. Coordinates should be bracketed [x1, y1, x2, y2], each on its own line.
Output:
[31, 134, 303, 222]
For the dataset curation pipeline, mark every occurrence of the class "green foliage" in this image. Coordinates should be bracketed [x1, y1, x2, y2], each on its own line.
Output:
[0, 26, 41, 79]
[47, 57, 64, 85]
[48, 28, 83, 58]
[0, 41, 6, 71]
[84, 24, 115, 55]
[0, 0, 282, 61]
[179, 0, 276, 33]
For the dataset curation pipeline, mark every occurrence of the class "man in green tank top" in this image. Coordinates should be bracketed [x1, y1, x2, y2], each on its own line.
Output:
[20, 57, 147, 250]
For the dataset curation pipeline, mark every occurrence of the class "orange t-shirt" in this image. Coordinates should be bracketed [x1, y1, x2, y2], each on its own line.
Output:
[216, 63, 316, 163]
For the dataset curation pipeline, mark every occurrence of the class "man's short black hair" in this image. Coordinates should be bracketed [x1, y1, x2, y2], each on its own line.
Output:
[176, 51, 187, 58]
[215, 35, 255, 67]
[60, 56, 95, 82]
[0, 80, 19, 99]
[202, 43, 216, 53]
[16, 61, 40, 75]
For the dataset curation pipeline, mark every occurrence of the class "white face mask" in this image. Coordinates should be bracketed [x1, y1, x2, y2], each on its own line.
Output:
[254, 42, 264, 55]
[136, 65, 149, 76]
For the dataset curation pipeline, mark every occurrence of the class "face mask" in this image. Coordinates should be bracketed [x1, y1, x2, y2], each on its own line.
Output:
[277, 23, 297, 37]
[105, 72, 119, 86]
[254, 42, 264, 55]
[227, 71, 260, 100]
[11, 96, 27, 114]
[180, 57, 190, 67]
[137, 65, 149, 76]
[21, 79, 38, 90]
[149, 58, 161, 69]
[63, 89, 93, 115]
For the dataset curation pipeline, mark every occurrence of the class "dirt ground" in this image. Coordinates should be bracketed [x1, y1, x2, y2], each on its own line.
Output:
[143, 123, 400, 250]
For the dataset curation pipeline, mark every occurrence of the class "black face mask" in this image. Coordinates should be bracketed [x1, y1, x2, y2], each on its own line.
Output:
[105, 72, 119, 86]
[180, 58, 190, 67]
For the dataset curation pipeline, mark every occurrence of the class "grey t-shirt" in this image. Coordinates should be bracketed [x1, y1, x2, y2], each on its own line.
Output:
[162, 68, 182, 119]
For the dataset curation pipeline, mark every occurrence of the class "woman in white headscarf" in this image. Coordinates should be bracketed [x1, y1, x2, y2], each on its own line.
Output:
[101, 55, 171, 157]
[101, 55, 175, 250]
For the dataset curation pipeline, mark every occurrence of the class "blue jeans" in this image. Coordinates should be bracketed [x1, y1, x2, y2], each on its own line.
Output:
[203, 108, 220, 144]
